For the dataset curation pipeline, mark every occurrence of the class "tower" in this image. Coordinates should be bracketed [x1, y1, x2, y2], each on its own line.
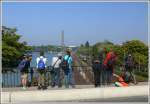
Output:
[61, 30, 65, 54]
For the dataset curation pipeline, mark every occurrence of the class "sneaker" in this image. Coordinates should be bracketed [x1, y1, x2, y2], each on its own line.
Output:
[38, 86, 41, 90]
[42, 86, 47, 90]
[22, 86, 26, 90]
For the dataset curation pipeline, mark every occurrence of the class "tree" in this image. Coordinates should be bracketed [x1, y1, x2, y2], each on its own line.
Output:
[85, 41, 90, 48]
[2, 26, 31, 69]
[122, 40, 148, 65]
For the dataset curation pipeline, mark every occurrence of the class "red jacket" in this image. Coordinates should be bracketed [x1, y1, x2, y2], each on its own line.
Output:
[103, 51, 113, 66]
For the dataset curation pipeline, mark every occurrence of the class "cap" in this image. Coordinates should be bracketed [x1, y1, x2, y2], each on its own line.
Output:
[66, 48, 72, 52]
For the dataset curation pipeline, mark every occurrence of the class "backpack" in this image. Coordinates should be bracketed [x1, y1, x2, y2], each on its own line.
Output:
[61, 56, 70, 70]
[125, 56, 133, 68]
[18, 60, 26, 71]
[38, 58, 45, 70]
[107, 57, 114, 67]
[123, 71, 131, 83]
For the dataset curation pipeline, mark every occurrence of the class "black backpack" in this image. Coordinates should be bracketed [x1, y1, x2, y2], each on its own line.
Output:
[18, 60, 26, 71]
[107, 57, 114, 67]
[61, 56, 70, 70]
[125, 56, 133, 68]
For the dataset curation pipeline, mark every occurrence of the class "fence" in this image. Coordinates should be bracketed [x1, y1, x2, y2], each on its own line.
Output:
[2, 66, 94, 88]
[2, 65, 148, 88]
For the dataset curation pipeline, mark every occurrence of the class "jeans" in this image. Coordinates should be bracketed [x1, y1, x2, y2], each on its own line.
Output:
[93, 63, 101, 87]
[51, 68, 61, 87]
[64, 67, 75, 88]
[106, 69, 113, 85]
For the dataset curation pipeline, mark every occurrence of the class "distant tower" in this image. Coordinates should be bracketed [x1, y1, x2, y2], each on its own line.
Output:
[61, 30, 65, 54]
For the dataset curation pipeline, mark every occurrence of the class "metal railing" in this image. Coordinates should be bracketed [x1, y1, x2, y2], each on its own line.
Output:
[2, 66, 93, 88]
[2, 65, 148, 88]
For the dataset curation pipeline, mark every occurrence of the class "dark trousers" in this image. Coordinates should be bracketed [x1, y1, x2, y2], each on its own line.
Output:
[101, 67, 107, 85]
[93, 64, 104, 87]
[125, 66, 137, 84]
[106, 69, 113, 85]
[51, 68, 62, 87]
[93, 69, 100, 87]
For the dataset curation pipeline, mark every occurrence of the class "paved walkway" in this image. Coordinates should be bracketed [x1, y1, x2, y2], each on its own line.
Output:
[2, 82, 148, 92]
[2, 85, 148, 103]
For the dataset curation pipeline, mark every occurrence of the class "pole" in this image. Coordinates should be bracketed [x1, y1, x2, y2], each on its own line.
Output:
[139, 56, 140, 72]
[123, 50, 125, 71]
[61, 30, 65, 55]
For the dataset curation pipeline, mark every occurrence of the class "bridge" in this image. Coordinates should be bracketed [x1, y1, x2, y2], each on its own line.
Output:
[1, 53, 148, 103]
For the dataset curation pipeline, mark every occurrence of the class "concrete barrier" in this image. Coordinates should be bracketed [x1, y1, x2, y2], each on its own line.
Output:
[1, 92, 10, 103]
[1, 85, 148, 103]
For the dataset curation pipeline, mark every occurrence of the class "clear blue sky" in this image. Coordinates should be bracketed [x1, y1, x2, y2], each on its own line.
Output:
[2, 2, 148, 46]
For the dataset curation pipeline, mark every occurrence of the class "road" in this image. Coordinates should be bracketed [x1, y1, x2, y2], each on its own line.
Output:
[1, 95, 148, 104]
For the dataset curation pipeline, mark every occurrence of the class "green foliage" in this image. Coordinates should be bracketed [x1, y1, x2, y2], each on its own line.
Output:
[92, 40, 114, 56]
[122, 40, 148, 65]
[77, 40, 148, 70]
[77, 46, 92, 56]
[31, 45, 61, 52]
[122, 40, 148, 56]
[85, 41, 90, 47]
[133, 52, 148, 65]
[2, 26, 31, 68]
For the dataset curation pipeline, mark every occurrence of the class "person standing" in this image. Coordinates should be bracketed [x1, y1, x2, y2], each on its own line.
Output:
[18, 56, 29, 89]
[103, 48, 116, 85]
[98, 48, 106, 86]
[92, 48, 105, 87]
[36, 51, 47, 89]
[92, 55, 101, 87]
[62, 48, 75, 88]
[26, 55, 32, 87]
[51, 53, 62, 88]
[124, 54, 137, 84]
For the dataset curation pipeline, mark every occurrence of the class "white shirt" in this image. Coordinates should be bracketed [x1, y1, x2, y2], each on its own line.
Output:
[36, 56, 47, 68]
[51, 57, 62, 68]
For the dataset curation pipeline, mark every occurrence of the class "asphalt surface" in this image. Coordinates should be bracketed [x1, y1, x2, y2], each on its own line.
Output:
[1, 95, 148, 104]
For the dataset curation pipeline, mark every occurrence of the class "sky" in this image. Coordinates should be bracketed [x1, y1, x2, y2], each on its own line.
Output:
[2, 2, 148, 46]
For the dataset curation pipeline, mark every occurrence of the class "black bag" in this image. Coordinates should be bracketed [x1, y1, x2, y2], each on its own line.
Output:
[61, 56, 70, 70]
[107, 57, 114, 67]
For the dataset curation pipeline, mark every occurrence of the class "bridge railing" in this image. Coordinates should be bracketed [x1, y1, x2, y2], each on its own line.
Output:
[2, 65, 148, 88]
[2, 66, 94, 88]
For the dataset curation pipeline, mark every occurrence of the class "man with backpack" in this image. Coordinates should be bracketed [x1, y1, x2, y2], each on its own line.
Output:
[50, 53, 62, 88]
[61, 48, 75, 88]
[124, 54, 137, 84]
[103, 48, 116, 85]
[36, 51, 47, 89]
